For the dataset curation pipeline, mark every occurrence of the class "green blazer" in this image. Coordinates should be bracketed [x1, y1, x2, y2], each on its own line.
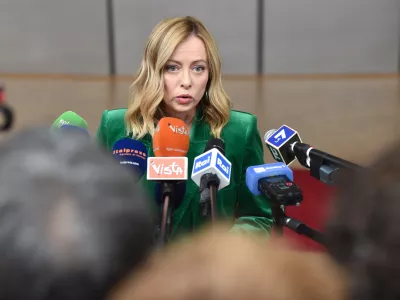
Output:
[95, 108, 273, 240]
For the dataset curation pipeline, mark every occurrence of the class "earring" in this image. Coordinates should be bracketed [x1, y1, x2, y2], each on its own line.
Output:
[205, 90, 209, 101]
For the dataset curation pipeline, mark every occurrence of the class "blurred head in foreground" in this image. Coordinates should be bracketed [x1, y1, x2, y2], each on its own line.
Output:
[110, 224, 347, 300]
[0, 128, 155, 300]
[326, 140, 400, 300]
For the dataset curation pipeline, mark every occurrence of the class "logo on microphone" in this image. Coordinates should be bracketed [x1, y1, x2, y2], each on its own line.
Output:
[191, 149, 232, 190]
[57, 119, 70, 127]
[113, 148, 147, 160]
[254, 164, 286, 173]
[267, 125, 296, 148]
[216, 153, 230, 180]
[193, 152, 212, 173]
[151, 161, 183, 175]
[147, 157, 188, 180]
[168, 123, 189, 136]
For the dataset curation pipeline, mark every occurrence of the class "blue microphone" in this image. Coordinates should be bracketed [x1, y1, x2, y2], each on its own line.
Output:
[58, 124, 90, 137]
[246, 163, 325, 243]
[112, 138, 148, 180]
[246, 162, 302, 207]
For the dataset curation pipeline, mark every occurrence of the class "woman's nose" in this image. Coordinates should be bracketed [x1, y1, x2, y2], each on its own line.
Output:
[180, 70, 192, 88]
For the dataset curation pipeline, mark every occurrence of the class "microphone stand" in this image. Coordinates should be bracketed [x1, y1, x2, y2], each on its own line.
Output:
[293, 142, 363, 185]
[158, 182, 175, 247]
[199, 173, 220, 222]
[265, 182, 326, 246]
[270, 202, 285, 236]
[275, 207, 326, 246]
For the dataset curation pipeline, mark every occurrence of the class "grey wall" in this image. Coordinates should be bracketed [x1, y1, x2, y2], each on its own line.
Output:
[113, 0, 257, 75]
[263, 0, 400, 74]
[0, 0, 108, 74]
[0, 0, 399, 75]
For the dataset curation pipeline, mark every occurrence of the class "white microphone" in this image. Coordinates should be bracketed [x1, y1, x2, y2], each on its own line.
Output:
[191, 138, 231, 221]
[191, 147, 231, 190]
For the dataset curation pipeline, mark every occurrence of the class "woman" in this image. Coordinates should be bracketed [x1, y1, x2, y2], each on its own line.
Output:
[96, 16, 272, 240]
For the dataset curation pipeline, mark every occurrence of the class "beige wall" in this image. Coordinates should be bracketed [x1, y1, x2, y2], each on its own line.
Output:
[2, 74, 399, 167]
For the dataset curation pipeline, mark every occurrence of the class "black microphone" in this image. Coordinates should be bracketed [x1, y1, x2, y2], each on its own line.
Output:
[265, 125, 363, 185]
[0, 85, 14, 132]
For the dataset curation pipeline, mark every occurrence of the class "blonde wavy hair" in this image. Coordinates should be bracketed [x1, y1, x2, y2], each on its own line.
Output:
[125, 16, 232, 139]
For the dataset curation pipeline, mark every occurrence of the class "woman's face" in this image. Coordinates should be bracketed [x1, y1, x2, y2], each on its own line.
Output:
[163, 35, 209, 116]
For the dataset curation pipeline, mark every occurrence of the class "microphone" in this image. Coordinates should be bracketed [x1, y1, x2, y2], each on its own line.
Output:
[52, 111, 89, 137]
[56, 124, 90, 137]
[246, 162, 325, 244]
[246, 162, 302, 207]
[112, 138, 148, 181]
[265, 125, 362, 185]
[147, 117, 190, 246]
[152, 117, 189, 157]
[246, 162, 301, 235]
[147, 117, 189, 181]
[191, 138, 232, 221]
[264, 125, 302, 166]
[0, 85, 14, 132]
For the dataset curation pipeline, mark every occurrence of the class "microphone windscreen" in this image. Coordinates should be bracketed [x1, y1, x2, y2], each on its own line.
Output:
[204, 138, 225, 154]
[264, 129, 277, 142]
[58, 124, 90, 137]
[153, 117, 190, 157]
[113, 138, 148, 179]
[52, 111, 88, 129]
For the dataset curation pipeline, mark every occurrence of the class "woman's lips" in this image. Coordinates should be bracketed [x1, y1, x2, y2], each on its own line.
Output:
[176, 96, 193, 104]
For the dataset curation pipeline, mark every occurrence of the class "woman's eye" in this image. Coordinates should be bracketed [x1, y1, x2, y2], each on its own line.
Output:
[165, 65, 179, 72]
[193, 66, 205, 72]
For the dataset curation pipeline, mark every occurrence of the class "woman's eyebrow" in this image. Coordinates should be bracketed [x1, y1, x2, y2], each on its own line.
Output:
[167, 59, 207, 64]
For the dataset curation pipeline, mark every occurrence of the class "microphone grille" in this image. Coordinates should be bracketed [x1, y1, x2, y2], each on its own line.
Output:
[205, 138, 225, 155]
[264, 129, 277, 143]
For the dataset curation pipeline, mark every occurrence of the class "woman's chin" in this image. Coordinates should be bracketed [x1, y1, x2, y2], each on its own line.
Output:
[172, 103, 196, 113]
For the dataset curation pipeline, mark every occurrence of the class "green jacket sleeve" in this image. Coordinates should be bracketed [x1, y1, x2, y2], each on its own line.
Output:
[95, 110, 109, 150]
[230, 115, 273, 236]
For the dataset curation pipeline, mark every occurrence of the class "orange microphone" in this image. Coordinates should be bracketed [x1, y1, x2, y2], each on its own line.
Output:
[152, 117, 190, 157]
[148, 117, 190, 181]
[147, 117, 190, 247]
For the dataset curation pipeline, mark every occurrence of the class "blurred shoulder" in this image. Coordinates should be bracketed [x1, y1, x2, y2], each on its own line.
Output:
[220, 110, 260, 146]
[98, 108, 128, 148]
[228, 109, 257, 127]
[224, 109, 258, 133]
[102, 108, 127, 124]
[100, 108, 127, 132]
